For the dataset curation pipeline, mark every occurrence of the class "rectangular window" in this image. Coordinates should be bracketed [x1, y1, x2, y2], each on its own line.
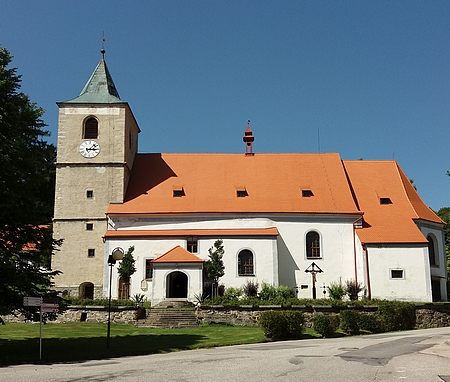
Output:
[86, 190, 94, 198]
[145, 260, 153, 279]
[302, 189, 314, 197]
[380, 197, 392, 205]
[391, 269, 404, 279]
[187, 237, 198, 253]
[86, 223, 93, 231]
[88, 249, 95, 257]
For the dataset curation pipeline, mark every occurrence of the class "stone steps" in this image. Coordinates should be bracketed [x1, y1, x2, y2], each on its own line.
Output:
[137, 308, 198, 328]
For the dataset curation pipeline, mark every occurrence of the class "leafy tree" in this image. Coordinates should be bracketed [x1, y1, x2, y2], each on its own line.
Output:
[0, 46, 59, 315]
[117, 246, 136, 299]
[205, 239, 225, 297]
[436, 207, 450, 276]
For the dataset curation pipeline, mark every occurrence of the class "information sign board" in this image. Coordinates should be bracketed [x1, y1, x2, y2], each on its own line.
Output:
[23, 297, 43, 307]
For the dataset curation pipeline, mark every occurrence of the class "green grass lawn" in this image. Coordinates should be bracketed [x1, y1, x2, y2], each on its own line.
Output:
[0, 322, 269, 366]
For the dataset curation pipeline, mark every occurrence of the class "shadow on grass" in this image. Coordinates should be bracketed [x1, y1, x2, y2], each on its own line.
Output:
[0, 333, 207, 366]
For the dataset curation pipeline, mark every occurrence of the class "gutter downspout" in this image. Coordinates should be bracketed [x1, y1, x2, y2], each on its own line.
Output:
[363, 244, 372, 300]
[352, 216, 363, 284]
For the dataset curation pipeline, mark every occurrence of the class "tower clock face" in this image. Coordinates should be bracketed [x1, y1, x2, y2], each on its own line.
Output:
[79, 140, 100, 158]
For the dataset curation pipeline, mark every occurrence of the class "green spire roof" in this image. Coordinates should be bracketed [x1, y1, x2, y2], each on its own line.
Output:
[65, 56, 122, 103]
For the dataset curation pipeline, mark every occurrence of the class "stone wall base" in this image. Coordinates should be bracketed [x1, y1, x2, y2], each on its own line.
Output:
[2, 304, 450, 329]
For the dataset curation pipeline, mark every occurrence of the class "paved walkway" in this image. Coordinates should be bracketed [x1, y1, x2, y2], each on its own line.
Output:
[1, 327, 450, 381]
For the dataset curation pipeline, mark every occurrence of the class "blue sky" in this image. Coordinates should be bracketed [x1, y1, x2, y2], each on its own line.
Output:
[1, 1, 449, 211]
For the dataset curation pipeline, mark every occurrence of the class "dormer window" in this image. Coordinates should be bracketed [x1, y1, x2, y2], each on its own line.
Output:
[84, 117, 98, 139]
[380, 197, 392, 205]
[354, 218, 363, 229]
[236, 186, 248, 197]
[237, 190, 248, 197]
[173, 186, 185, 197]
[302, 189, 314, 197]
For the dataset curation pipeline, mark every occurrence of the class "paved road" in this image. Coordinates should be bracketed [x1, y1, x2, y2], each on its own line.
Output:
[1, 327, 450, 382]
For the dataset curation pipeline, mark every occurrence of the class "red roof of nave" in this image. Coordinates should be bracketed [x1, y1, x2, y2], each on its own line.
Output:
[107, 153, 360, 215]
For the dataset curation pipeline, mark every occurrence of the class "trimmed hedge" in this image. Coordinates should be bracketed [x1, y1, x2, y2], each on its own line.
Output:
[377, 300, 416, 331]
[313, 314, 339, 338]
[358, 313, 382, 333]
[258, 310, 304, 340]
[339, 309, 360, 335]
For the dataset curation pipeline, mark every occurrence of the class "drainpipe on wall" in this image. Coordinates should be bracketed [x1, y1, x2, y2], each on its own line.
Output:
[363, 244, 372, 300]
[352, 216, 363, 284]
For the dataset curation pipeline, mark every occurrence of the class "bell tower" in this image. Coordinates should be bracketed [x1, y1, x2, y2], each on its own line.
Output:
[52, 50, 140, 298]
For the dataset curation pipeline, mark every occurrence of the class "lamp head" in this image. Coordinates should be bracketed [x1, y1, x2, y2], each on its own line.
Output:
[112, 247, 124, 261]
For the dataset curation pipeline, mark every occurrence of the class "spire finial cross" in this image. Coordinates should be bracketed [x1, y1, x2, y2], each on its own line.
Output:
[100, 32, 106, 58]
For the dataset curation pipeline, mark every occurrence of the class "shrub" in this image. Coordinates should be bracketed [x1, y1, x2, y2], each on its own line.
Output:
[313, 314, 336, 338]
[62, 297, 136, 307]
[259, 282, 277, 300]
[193, 292, 211, 305]
[328, 314, 341, 332]
[358, 313, 382, 333]
[132, 293, 146, 307]
[258, 310, 304, 340]
[377, 301, 416, 331]
[339, 309, 360, 335]
[285, 311, 305, 338]
[276, 285, 296, 299]
[223, 286, 242, 300]
[242, 280, 259, 297]
[345, 280, 364, 300]
[238, 297, 261, 306]
[327, 281, 347, 300]
[202, 296, 224, 305]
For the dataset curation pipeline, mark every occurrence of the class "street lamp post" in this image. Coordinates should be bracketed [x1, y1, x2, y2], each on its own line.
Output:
[107, 247, 124, 350]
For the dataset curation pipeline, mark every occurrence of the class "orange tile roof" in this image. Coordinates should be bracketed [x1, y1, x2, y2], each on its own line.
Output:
[152, 245, 204, 263]
[104, 227, 279, 238]
[107, 153, 360, 215]
[343, 160, 442, 244]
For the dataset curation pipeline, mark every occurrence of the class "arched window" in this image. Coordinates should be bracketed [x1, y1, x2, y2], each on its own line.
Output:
[83, 117, 98, 139]
[306, 231, 321, 258]
[428, 235, 437, 266]
[238, 250, 254, 276]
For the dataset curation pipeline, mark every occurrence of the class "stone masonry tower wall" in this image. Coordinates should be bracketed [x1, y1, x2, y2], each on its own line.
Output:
[52, 56, 140, 299]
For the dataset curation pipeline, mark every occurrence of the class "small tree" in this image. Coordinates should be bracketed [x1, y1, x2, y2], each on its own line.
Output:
[117, 246, 136, 299]
[205, 240, 225, 297]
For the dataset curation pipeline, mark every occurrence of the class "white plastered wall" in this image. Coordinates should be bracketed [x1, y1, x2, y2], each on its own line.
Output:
[364, 244, 432, 302]
[105, 214, 362, 303]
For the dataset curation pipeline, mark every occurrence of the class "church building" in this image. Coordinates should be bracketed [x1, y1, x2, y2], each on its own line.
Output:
[52, 52, 448, 304]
